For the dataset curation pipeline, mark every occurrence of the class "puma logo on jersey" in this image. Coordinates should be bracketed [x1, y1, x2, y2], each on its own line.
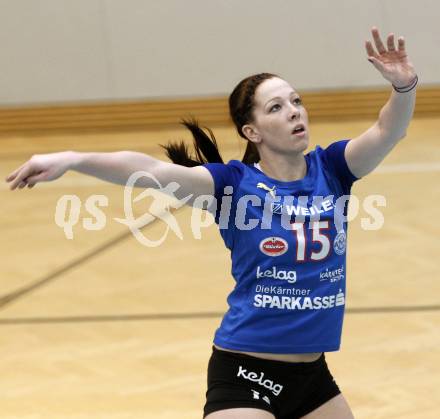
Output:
[257, 182, 276, 198]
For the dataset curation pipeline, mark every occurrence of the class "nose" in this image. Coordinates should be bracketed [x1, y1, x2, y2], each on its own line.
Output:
[287, 102, 300, 120]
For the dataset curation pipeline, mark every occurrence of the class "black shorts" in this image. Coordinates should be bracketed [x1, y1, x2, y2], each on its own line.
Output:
[203, 346, 341, 419]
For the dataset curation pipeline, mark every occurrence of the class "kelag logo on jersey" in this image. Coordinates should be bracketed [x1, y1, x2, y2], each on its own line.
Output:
[256, 266, 297, 283]
[259, 237, 288, 256]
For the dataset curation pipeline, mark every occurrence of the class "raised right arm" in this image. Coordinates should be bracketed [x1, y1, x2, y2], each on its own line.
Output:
[6, 150, 215, 204]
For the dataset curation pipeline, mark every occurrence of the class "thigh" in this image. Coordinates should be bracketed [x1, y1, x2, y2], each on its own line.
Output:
[299, 394, 354, 419]
[205, 407, 276, 419]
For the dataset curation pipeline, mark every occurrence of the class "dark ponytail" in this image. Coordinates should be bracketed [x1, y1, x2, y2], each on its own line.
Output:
[161, 117, 224, 167]
[241, 142, 260, 164]
[162, 73, 278, 166]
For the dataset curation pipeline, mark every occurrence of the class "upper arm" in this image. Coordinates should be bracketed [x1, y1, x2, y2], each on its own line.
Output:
[345, 122, 401, 178]
[151, 161, 214, 207]
[136, 157, 242, 212]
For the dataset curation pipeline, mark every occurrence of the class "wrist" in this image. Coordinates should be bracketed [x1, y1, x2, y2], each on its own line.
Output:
[392, 75, 418, 93]
[66, 151, 84, 171]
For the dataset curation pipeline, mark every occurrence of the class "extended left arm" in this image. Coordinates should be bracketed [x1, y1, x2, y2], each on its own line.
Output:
[345, 27, 417, 178]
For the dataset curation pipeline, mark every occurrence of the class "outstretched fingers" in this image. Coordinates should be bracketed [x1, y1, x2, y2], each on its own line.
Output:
[7, 165, 38, 190]
[365, 40, 378, 58]
[371, 27, 386, 54]
[367, 27, 406, 57]
[386, 33, 396, 51]
[397, 36, 406, 52]
[5, 163, 27, 183]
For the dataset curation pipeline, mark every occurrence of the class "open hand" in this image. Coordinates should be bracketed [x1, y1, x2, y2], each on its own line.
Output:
[366, 27, 416, 88]
[5, 152, 73, 190]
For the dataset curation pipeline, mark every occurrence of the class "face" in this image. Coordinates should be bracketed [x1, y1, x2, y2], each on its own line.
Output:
[242, 77, 309, 154]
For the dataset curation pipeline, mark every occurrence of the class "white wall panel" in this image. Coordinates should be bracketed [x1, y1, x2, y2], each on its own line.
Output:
[0, 0, 438, 105]
[0, 0, 109, 104]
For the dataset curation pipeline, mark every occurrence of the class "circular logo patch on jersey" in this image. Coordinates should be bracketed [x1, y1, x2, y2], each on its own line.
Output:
[333, 230, 347, 256]
[259, 237, 288, 257]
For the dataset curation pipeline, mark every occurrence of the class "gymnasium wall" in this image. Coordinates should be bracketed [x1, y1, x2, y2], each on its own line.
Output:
[0, 0, 439, 106]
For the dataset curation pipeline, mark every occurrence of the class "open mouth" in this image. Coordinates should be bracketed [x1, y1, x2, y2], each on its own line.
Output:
[292, 124, 306, 135]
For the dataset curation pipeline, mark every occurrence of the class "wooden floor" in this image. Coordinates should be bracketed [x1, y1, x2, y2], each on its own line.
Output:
[0, 117, 439, 418]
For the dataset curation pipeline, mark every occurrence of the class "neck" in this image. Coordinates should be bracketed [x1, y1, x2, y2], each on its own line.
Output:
[258, 153, 307, 182]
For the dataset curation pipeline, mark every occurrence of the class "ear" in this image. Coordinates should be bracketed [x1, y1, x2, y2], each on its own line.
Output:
[242, 124, 261, 144]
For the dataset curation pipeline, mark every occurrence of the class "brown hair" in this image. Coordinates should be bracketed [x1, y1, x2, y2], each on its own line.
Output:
[162, 73, 278, 166]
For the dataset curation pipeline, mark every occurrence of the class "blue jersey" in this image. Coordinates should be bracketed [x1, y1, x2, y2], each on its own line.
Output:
[203, 139, 359, 354]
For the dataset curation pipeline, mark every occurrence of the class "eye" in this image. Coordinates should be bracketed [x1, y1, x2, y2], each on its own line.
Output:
[292, 97, 302, 105]
[269, 104, 281, 112]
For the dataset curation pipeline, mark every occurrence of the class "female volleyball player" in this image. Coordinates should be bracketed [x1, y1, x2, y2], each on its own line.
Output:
[6, 27, 417, 418]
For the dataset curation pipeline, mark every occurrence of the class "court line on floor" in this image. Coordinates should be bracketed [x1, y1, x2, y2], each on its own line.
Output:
[0, 304, 439, 325]
[0, 207, 184, 311]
